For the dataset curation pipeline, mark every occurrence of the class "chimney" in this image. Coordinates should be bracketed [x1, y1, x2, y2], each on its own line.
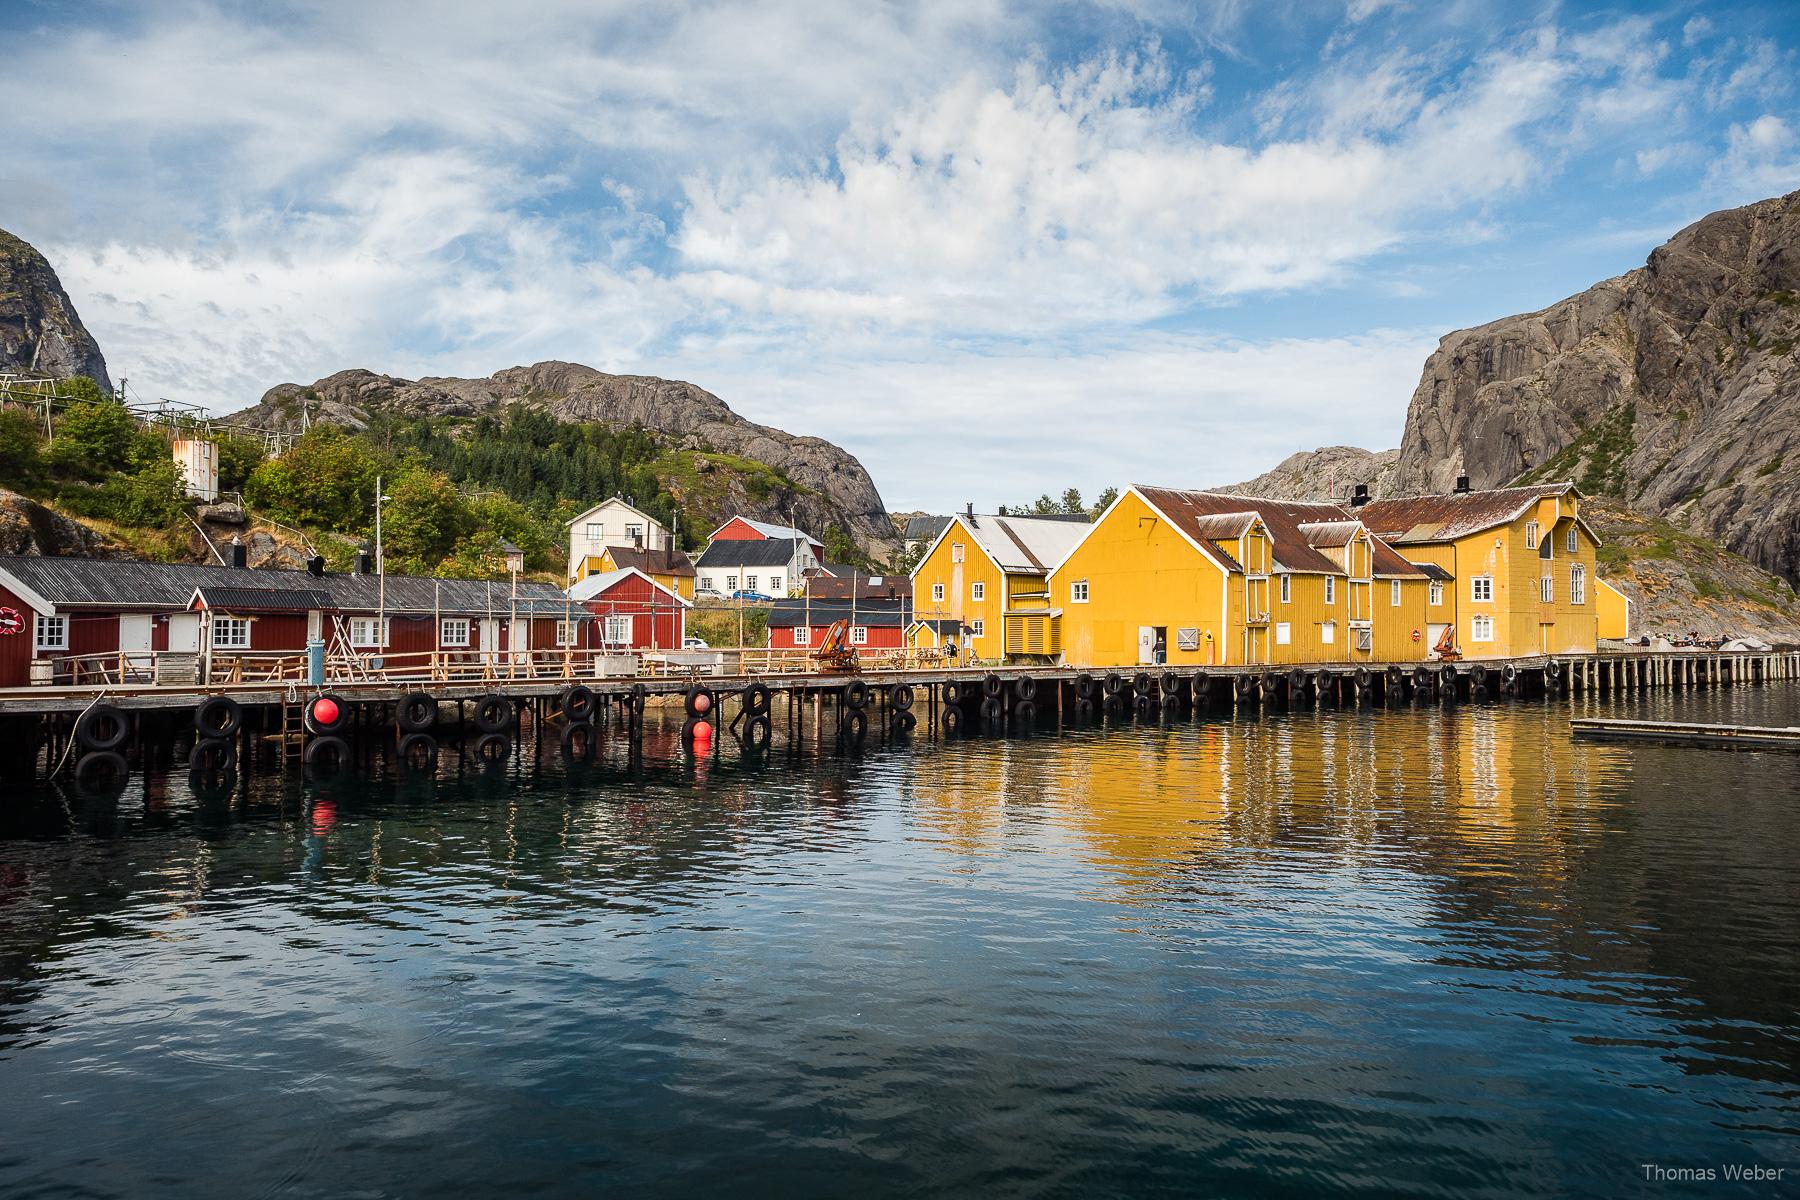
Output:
[354, 547, 373, 575]
[1454, 474, 1472, 494]
[633, 532, 643, 550]
[998, 504, 1008, 516]
[229, 535, 247, 569]
[306, 555, 326, 578]
[1351, 483, 1370, 508]
[965, 502, 974, 519]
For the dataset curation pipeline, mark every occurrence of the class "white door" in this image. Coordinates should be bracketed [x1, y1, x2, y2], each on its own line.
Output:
[119, 614, 153, 653]
[167, 613, 201, 652]
[1138, 626, 1157, 666]
[306, 610, 323, 643]
[479, 618, 499, 658]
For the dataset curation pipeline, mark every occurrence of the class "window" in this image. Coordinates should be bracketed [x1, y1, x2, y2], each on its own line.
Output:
[1323, 577, 1336, 605]
[971, 619, 985, 638]
[951, 542, 964, 563]
[931, 583, 945, 602]
[555, 621, 578, 647]
[441, 617, 471, 647]
[971, 581, 985, 601]
[793, 625, 810, 645]
[1525, 521, 1539, 549]
[34, 614, 68, 651]
[1429, 582, 1444, 606]
[1540, 576, 1554, 603]
[585, 522, 604, 541]
[1390, 579, 1402, 607]
[850, 626, 869, 645]
[1471, 614, 1494, 642]
[625, 523, 644, 542]
[1566, 527, 1578, 553]
[1279, 574, 1291, 603]
[1471, 575, 1494, 602]
[212, 615, 251, 649]
[768, 575, 783, 594]
[1570, 564, 1587, 605]
[745, 575, 759, 593]
[1071, 580, 1089, 603]
[725, 575, 739, 590]
[1320, 621, 1335, 645]
[348, 617, 386, 648]
[700, 574, 714, 592]
[603, 614, 632, 644]
[1274, 621, 1291, 645]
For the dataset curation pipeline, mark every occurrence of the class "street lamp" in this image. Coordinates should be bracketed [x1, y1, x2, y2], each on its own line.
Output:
[501, 539, 524, 665]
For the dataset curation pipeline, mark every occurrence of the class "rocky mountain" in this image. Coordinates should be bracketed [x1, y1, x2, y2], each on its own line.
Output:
[228, 362, 896, 551]
[0, 228, 112, 392]
[1389, 188, 1800, 585]
[0, 489, 124, 558]
[1218, 446, 1398, 503]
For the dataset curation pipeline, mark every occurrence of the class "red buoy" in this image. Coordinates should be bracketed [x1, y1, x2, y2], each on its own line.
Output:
[311, 697, 340, 726]
[694, 692, 712, 714]
[692, 721, 712, 745]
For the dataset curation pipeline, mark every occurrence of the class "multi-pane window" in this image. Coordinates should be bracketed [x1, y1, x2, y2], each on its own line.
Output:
[971, 582, 985, 601]
[1540, 576, 1554, 603]
[725, 575, 739, 590]
[1279, 574, 1291, 604]
[1471, 576, 1494, 602]
[1390, 579, 1402, 606]
[1071, 580, 1089, 603]
[1320, 621, 1336, 645]
[1566, 527, 1578, 553]
[1429, 582, 1444, 606]
[586, 522, 604, 541]
[1570, 564, 1587, 605]
[348, 617, 386, 648]
[1525, 521, 1539, 549]
[603, 614, 631, 644]
[34, 614, 68, 651]
[769, 575, 783, 593]
[971, 619, 985, 638]
[699, 575, 714, 591]
[555, 621, 578, 647]
[850, 626, 869, 645]
[1323, 577, 1336, 605]
[212, 616, 251, 649]
[441, 617, 471, 647]
[931, 583, 945, 602]
[625, 524, 644, 542]
[745, 575, 758, 593]
[1471, 614, 1494, 641]
[793, 626, 810, 645]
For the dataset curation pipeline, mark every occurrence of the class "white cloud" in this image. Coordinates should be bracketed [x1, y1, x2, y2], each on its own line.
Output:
[1707, 115, 1800, 199]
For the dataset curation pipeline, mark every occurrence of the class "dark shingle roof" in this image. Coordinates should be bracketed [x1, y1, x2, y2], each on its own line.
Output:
[604, 545, 695, 577]
[767, 598, 909, 628]
[694, 538, 804, 569]
[195, 586, 334, 612]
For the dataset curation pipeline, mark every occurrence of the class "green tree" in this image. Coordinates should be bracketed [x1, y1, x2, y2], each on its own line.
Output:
[214, 432, 267, 493]
[97, 439, 188, 526]
[0, 408, 44, 487]
[47, 395, 139, 478]
[1060, 487, 1083, 514]
[469, 493, 558, 572]
[381, 466, 475, 573]
[1091, 486, 1119, 517]
[244, 426, 379, 531]
[822, 522, 870, 569]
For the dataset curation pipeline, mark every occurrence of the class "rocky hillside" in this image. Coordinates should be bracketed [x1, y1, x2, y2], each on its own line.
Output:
[229, 362, 895, 552]
[0, 228, 112, 391]
[1219, 446, 1398, 503]
[1390, 188, 1800, 585]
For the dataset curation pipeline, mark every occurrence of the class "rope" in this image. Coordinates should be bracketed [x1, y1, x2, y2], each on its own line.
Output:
[51, 687, 110, 778]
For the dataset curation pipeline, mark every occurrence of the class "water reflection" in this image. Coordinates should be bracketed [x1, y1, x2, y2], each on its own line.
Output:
[1, 688, 1797, 1198]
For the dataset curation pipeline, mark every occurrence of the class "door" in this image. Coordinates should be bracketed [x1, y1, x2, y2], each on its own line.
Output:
[479, 618, 500, 660]
[119, 614, 153, 653]
[1138, 626, 1157, 666]
[167, 613, 201, 652]
[306, 610, 323, 643]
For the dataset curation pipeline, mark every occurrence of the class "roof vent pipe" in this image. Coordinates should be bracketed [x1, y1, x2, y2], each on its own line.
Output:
[1454, 474, 1472, 494]
[354, 548, 373, 575]
[1351, 484, 1370, 508]
[307, 555, 327, 578]
[229, 535, 247, 569]
[966, 502, 974, 519]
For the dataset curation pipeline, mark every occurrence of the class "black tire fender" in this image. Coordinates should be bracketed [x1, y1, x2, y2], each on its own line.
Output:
[743, 682, 772, 716]
[303, 735, 351, 771]
[560, 685, 597, 723]
[1013, 676, 1037, 701]
[890, 683, 915, 710]
[473, 694, 514, 734]
[397, 692, 439, 733]
[843, 680, 870, 709]
[306, 693, 350, 735]
[982, 673, 1002, 698]
[190, 736, 234, 772]
[194, 695, 243, 740]
[76, 703, 130, 753]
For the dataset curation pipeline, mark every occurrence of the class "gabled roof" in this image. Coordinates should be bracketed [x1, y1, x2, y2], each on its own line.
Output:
[1357, 483, 1581, 545]
[192, 586, 333, 612]
[566, 496, 663, 529]
[709, 516, 824, 547]
[694, 538, 806, 569]
[1410, 562, 1455, 582]
[566, 566, 691, 607]
[902, 515, 953, 543]
[1187, 511, 1261, 540]
[602, 544, 695, 577]
[1296, 520, 1360, 548]
[928, 513, 1092, 575]
[1135, 487, 1346, 575]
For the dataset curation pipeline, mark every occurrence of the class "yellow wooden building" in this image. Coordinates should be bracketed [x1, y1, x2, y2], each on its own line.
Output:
[1596, 576, 1633, 640]
[589, 544, 696, 600]
[1358, 481, 1601, 659]
[909, 510, 1093, 662]
[1047, 486, 1431, 668]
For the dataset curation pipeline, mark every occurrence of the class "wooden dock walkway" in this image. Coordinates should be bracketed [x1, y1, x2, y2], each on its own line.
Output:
[1571, 718, 1800, 752]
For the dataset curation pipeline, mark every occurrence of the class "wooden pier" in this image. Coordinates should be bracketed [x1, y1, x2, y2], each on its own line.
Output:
[4, 648, 1797, 793]
[1572, 718, 1800, 752]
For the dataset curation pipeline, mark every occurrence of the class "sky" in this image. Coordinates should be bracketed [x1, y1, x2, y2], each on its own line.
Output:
[2, 0, 1797, 513]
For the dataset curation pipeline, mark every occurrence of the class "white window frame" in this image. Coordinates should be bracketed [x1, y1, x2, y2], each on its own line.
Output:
[1279, 574, 1291, 604]
[1320, 620, 1335, 645]
[585, 522, 604, 541]
[931, 583, 945, 602]
[348, 616, 387, 648]
[951, 542, 964, 563]
[1471, 614, 1495, 642]
[1390, 579, 1402, 607]
[745, 575, 760, 594]
[849, 626, 869, 645]
[1570, 564, 1586, 605]
[1566, 527, 1578, 553]
[555, 620, 578, 648]
[699, 575, 714, 592]
[441, 617, 471, 648]
[34, 614, 68, 651]
[768, 575, 783, 594]
[971, 581, 985, 601]
[1471, 575, 1494, 603]
[603, 614, 632, 644]
[1323, 577, 1335, 605]
[212, 615, 251, 650]
[725, 575, 739, 591]
[1429, 582, 1444, 606]
[971, 618, 985, 638]
[1525, 521, 1539, 549]
[625, 523, 644, 542]
[1274, 621, 1291, 645]
[793, 625, 810, 646]
[1540, 576, 1554, 603]
[1071, 580, 1089, 603]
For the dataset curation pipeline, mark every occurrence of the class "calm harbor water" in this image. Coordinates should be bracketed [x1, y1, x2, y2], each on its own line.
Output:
[2, 686, 1798, 1198]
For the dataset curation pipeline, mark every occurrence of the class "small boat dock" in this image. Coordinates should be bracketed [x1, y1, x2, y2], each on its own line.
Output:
[1571, 718, 1800, 752]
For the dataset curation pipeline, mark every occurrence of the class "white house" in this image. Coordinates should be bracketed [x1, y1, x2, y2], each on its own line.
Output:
[566, 497, 672, 583]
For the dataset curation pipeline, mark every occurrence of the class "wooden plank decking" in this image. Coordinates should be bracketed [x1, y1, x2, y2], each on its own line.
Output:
[1571, 718, 1800, 752]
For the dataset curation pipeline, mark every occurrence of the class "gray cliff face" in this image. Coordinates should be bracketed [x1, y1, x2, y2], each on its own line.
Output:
[0, 229, 112, 392]
[1216, 446, 1400, 502]
[0, 489, 124, 557]
[1390, 189, 1800, 584]
[231, 361, 895, 548]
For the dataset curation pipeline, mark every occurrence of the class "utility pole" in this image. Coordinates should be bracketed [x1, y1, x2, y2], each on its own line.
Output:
[374, 476, 390, 636]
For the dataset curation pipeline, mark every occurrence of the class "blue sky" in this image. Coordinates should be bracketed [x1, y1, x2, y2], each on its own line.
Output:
[3, 0, 1797, 512]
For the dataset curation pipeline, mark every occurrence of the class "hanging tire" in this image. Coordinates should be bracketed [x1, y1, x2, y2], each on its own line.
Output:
[1439, 664, 1458, 688]
[396, 692, 438, 733]
[473, 732, 512, 764]
[743, 682, 772, 717]
[1386, 665, 1405, 688]
[1160, 669, 1182, 696]
[1354, 666, 1372, 688]
[843, 680, 870, 709]
[683, 685, 715, 719]
[982, 673, 1002, 698]
[1469, 665, 1488, 687]
[1133, 671, 1153, 697]
[843, 709, 868, 745]
[942, 706, 962, 734]
[1233, 674, 1254, 698]
[473, 694, 514, 734]
[744, 715, 772, 751]
[194, 695, 242, 740]
[76, 704, 130, 753]
[1014, 676, 1037, 701]
[189, 736, 234, 772]
[1103, 673, 1125, 696]
[1191, 672, 1209, 699]
[1133, 694, 1154, 716]
[895, 710, 917, 733]
[1075, 674, 1096, 700]
[1413, 665, 1431, 689]
[73, 751, 128, 795]
[1502, 663, 1519, 684]
[560, 685, 597, 723]
[890, 683, 915, 710]
[1545, 660, 1563, 680]
[1260, 670, 1279, 697]
[945, 680, 968, 705]
[560, 722, 597, 762]
[305, 693, 350, 735]
[303, 735, 351, 772]
[1288, 667, 1307, 693]
[397, 732, 438, 771]
[981, 696, 1003, 723]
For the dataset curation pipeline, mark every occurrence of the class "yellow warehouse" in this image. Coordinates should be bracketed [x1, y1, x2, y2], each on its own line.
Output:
[910, 509, 1092, 663]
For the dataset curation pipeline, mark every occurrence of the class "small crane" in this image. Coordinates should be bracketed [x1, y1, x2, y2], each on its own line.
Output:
[812, 619, 861, 674]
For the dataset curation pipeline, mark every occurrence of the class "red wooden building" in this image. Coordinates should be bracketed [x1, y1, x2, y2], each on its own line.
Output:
[766, 599, 909, 651]
[566, 567, 689, 650]
[706, 516, 825, 556]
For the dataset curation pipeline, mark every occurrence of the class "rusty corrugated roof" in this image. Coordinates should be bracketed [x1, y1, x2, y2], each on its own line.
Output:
[604, 545, 696, 577]
[1136, 487, 1427, 579]
[1358, 484, 1578, 544]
